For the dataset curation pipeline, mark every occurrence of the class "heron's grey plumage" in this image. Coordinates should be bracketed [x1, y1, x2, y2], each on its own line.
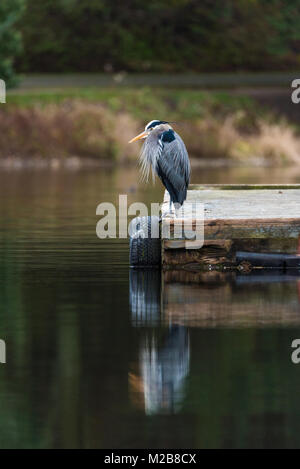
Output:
[139, 123, 191, 206]
[139, 129, 161, 183]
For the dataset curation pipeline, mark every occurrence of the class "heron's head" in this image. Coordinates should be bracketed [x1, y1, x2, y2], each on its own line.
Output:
[129, 120, 173, 143]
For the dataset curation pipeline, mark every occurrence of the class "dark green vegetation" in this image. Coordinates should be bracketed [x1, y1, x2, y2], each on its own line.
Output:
[0, 0, 24, 86]
[0, 0, 299, 164]
[18, 0, 300, 74]
[7, 87, 255, 117]
[2, 2, 300, 92]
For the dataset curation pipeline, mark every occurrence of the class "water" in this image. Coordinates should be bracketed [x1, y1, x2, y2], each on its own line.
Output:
[0, 166, 300, 449]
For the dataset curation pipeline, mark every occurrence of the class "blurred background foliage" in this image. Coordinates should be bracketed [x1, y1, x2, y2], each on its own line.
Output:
[1, 0, 300, 164]
[14, 0, 300, 75]
[0, 0, 24, 86]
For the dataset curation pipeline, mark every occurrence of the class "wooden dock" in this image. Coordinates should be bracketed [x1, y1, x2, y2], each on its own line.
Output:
[161, 184, 300, 270]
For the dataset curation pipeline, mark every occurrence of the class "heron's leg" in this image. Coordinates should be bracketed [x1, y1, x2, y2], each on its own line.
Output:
[163, 199, 176, 218]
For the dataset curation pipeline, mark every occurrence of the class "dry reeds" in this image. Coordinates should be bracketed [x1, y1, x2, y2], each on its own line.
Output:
[0, 101, 140, 163]
[0, 100, 299, 166]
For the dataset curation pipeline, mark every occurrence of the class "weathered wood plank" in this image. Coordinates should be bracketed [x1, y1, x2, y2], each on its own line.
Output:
[162, 185, 300, 240]
[204, 218, 300, 239]
[165, 238, 298, 253]
[162, 186, 300, 221]
[161, 184, 300, 266]
[189, 184, 300, 191]
[163, 218, 300, 240]
[163, 245, 234, 268]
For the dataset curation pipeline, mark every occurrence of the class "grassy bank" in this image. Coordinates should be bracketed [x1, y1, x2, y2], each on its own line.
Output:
[1, 88, 300, 166]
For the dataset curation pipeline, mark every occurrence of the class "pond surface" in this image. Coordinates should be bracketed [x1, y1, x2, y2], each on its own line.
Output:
[0, 166, 300, 449]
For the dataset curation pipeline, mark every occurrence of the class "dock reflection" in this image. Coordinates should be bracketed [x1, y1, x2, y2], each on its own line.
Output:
[129, 268, 300, 416]
[163, 269, 300, 327]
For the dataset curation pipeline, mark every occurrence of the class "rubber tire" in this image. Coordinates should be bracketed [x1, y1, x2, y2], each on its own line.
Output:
[129, 216, 161, 267]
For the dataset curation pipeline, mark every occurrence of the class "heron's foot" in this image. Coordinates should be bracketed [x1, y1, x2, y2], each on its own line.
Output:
[163, 211, 176, 219]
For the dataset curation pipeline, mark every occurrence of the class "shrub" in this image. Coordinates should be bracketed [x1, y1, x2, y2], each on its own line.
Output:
[0, 0, 24, 87]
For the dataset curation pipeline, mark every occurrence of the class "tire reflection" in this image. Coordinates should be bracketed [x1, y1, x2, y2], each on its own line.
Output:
[130, 268, 162, 327]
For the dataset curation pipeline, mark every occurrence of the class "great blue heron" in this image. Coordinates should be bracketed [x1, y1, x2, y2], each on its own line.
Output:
[129, 120, 191, 216]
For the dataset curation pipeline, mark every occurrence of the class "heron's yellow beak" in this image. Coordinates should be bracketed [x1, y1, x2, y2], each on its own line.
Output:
[129, 131, 149, 143]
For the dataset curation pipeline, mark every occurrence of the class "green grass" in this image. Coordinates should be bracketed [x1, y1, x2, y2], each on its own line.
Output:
[7, 87, 256, 120]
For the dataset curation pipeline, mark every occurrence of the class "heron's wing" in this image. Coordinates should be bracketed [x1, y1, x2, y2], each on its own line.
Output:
[156, 130, 190, 204]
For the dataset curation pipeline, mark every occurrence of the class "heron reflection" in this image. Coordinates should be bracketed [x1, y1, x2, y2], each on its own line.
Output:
[140, 326, 190, 415]
[129, 268, 190, 414]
